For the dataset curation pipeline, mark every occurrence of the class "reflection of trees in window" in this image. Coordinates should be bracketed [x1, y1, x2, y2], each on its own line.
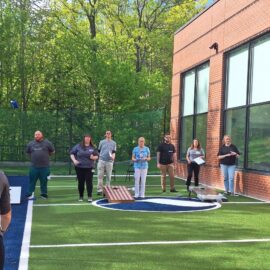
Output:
[248, 104, 270, 171]
[181, 116, 193, 160]
[196, 114, 207, 155]
[225, 108, 245, 167]
[225, 34, 270, 172]
[179, 62, 209, 160]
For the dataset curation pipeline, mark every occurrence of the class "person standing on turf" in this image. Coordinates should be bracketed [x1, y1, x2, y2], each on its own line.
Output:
[70, 135, 99, 202]
[26, 130, 55, 199]
[186, 138, 205, 191]
[0, 171, 11, 270]
[218, 135, 240, 196]
[97, 131, 116, 195]
[131, 137, 151, 199]
[157, 134, 177, 193]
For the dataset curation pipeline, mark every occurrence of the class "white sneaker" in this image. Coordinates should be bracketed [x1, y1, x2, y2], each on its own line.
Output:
[78, 197, 83, 202]
[88, 197, 92, 202]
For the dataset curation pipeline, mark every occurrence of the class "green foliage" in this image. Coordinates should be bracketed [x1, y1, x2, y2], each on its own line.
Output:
[0, 108, 165, 162]
[0, 0, 207, 113]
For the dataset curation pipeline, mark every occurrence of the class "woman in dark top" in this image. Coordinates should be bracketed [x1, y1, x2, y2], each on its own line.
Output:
[186, 139, 205, 191]
[70, 135, 99, 202]
[217, 135, 240, 195]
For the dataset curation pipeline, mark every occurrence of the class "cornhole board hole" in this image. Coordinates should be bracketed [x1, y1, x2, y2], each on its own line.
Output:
[189, 186, 227, 203]
[103, 186, 135, 203]
[10, 186, 22, 204]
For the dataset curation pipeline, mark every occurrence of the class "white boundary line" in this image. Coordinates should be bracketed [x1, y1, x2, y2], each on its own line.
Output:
[50, 174, 161, 178]
[18, 200, 33, 270]
[30, 238, 270, 249]
[32, 201, 270, 207]
[34, 203, 88, 207]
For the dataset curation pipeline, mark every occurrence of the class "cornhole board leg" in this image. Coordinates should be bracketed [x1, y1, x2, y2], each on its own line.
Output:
[103, 186, 135, 203]
[190, 187, 226, 203]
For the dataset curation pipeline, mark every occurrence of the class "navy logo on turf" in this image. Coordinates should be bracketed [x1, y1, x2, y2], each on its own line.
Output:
[92, 197, 221, 213]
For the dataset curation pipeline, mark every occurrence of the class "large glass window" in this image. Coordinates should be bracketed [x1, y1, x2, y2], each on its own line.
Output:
[196, 64, 210, 113]
[225, 108, 246, 168]
[226, 46, 248, 108]
[183, 71, 195, 116]
[181, 116, 193, 160]
[225, 33, 270, 172]
[250, 37, 270, 104]
[248, 104, 270, 170]
[180, 62, 209, 160]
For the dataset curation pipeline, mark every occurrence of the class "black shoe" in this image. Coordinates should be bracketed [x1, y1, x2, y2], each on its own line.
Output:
[40, 194, 48, 199]
[162, 189, 166, 192]
[170, 188, 177, 192]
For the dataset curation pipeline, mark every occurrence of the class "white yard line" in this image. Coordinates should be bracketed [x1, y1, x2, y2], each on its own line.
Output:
[50, 174, 161, 178]
[37, 184, 164, 188]
[18, 200, 33, 270]
[32, 201, 270, 207]
[30, 238, 270, 249]
[34, 203, 88, 207]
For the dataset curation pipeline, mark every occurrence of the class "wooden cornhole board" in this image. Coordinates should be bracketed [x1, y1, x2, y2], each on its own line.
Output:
[103, 186, 135, 203]
[189, 186, 227, 203]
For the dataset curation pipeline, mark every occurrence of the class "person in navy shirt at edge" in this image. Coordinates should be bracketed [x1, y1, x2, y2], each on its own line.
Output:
[217, 135, 240, 196]
[0, 171, 11, 270]
[70, 135, 99, 202]
[132, 137, 151, 199]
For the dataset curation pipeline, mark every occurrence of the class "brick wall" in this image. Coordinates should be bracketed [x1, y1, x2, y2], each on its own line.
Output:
[171, 0, 270, 201]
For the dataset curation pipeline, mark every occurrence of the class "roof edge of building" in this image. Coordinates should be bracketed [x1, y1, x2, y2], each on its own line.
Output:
[174, 0, 220, 36]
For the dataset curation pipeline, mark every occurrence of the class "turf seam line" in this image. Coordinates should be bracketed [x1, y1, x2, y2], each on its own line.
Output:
[18, 200, 33, 270]
[30, 238, 270, 248]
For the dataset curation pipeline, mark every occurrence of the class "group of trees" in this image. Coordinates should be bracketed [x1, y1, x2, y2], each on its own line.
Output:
[0, 0, 207, 113]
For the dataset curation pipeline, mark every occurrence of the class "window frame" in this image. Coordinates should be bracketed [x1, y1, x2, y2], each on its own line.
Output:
[224, 32, 270, 173]
[179, 61, 209, 161]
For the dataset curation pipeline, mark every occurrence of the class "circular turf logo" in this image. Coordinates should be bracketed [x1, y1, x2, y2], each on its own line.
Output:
[92, 197, 221, 213]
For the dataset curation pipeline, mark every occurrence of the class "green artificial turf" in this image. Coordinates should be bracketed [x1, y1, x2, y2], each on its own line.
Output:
[29, 242, 270, 270]
[27, 177, 270, 270]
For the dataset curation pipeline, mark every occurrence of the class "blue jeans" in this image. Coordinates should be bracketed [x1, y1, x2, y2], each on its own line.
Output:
[220, 164, 236, 193]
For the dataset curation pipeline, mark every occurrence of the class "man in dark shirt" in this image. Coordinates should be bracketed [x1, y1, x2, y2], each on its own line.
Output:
[157, 134, 177, 193]
[26, 130, 55, 199]
[0, 171, 11, 270]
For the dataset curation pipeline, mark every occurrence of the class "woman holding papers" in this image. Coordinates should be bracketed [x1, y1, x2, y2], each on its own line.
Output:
[186, 139, 205, 191]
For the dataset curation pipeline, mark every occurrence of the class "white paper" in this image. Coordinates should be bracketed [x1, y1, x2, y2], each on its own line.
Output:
[193, 157, 205, 165]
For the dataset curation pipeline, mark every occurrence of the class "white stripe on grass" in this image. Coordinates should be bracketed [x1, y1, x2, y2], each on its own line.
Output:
[36, 185, 163, 188]
[30, 238, 270, 249]
[18, 200, 33, 270]
[50, 174, 161, 178]
[34, 203, 89, 206]
[32, 201, 270, 207]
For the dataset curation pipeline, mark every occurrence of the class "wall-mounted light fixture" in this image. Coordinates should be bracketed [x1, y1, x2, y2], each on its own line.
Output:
[209, 42, 219, 54]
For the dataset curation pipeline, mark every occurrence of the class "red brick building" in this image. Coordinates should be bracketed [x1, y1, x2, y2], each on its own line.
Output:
[171, 0, 270, 201]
